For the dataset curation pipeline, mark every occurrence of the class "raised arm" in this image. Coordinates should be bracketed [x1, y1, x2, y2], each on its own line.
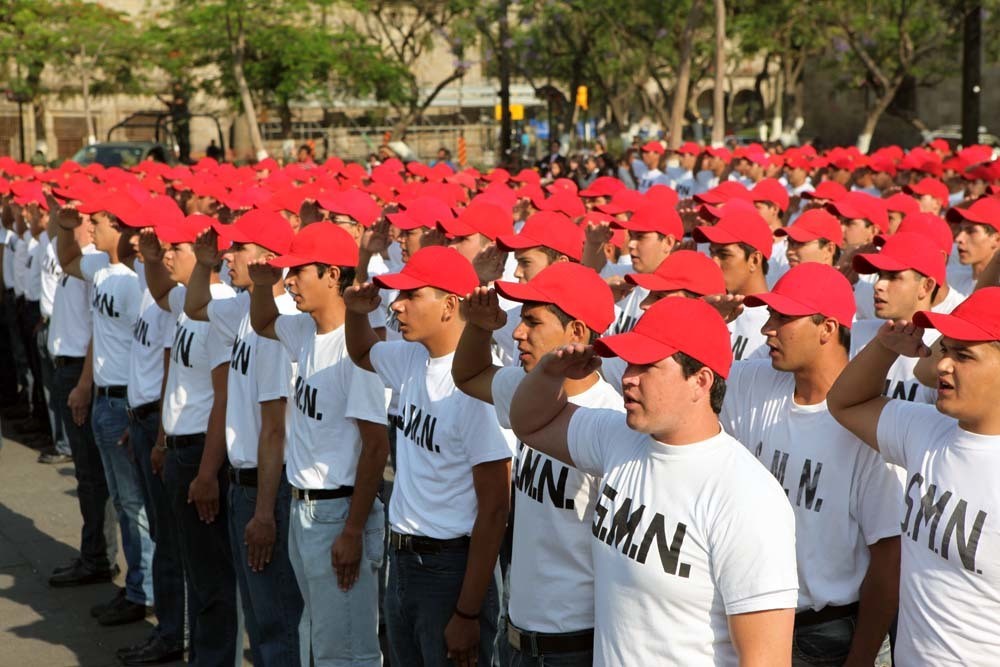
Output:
[184, 228, 222, 322]
[581, 218, 612, 274]
[510, 344, 600, 466]
[343, 282, 383, 373]
[828, 320, 931, 451]
[452, 286, 507, 403]
[137, 228, 174, 311]
[55, 206, 86, 280]
[247, 259, 284, 340]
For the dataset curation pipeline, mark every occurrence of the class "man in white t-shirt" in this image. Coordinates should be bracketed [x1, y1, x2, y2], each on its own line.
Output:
[507, 297, 798, 665]
[344, 246, 513, 667]
[829, 287, 1000, 665]
[184, 210, 305, 664]
[139, 214, 239, 665]
[850, 233, 945, 404]
[694, 207, 773, 360]
[248, 221, 388, 666]
[722, 263, 902, 666]
[451, 263, 618, 665]
[945, 197, 1000, 297]
[53, 192, 155, 625]
[36, 224, 74, 463]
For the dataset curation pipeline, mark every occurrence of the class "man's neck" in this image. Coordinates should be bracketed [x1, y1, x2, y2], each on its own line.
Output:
[734, 274, 768, 296]
[422, 323, 463, 359]
[792, 352, 848, 406]
[931, 283, 951, 307]
[971, 258, 990, 280]
[310, 298, 346, 335]
[651, 409, 722, 446]
[564, 371, 600, 398]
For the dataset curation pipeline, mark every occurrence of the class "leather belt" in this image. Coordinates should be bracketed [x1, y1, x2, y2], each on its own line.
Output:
[96, 385, 127, 399]
[164, 433, 205, 450]
[507, 621, 594, 656]
[126, 401, 159, 421]
[53, 355, 85, 368]
[795, 602, 859, 629]
[389, 530, 470, 554]
[291, 486, 353, 501]
[229, 467, 259, 487]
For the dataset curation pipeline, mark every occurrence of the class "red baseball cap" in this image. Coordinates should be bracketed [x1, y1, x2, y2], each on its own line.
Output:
[78, 191, 140, 225]
[904, 177, 950, 208]
[386, 196, 455, 231]
[852, 231, 946, 285]
[625, 250, 725, 296]
[539, 191, 586, 218]
[157, 214, 219, 245]
[674, 141, 702, 156]
[597, 189, 644, 216]
[801, 181, 847, 202]
[613, 204, 683, 239]
[593, 297, 732, 378]
[438, 200, 513, 240]
[640, 140, 665, 155]
[826, 192, 889, 233]
[494, 263, 614, 333]
[511, 169, 541, 185]
[496, 211, 584, 261]
[884, 192, 921, 216]
[579, 176, 626, 198]
[268, 222, 359, 268]
[693, 207, 773, 257]
[213, 208, 294, 254]
[373, 245, 478, 296]
[774, 209, 844, 247]
[945, 196, 1000, 232]
[315, 189, 381, 227]
[750, 178, 790, 212]
[694, 181, 751, 205]
[877, 212, 952, 256]
[643, 184, 679, 210]
[745, 263, 855, 328]
[913, 287, 1000, 342]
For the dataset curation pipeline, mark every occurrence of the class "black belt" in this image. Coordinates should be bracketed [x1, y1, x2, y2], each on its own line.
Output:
[164, 433, 205, 450]
[389, 530, 470, 554]
[127, 401, 159, 421]
[229, 467, 258, 487]
[291, 486, 353, 501]
[507, 621, 594, 656]
[795, 602, 859, 629]
[388, 413, 403, 430]
[96, 385, 127, 399]
[53, 355, 85, 368]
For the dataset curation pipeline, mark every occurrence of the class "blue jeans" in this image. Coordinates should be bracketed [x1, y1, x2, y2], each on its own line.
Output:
[228, 477, 302, 666]
[163, 439, 238, 667]
[52, 360, 116, 570]
[91, 393, 154, 605]
[508, 648, 594, 667]
[36, 323, 70, 455]
[792, 616, 855, 666]
[288, 495, 384, 667]
[385, 541, 502, 667]
[128, 408, 186, 644]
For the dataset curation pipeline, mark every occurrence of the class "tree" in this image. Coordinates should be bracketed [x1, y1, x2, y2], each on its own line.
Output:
[711, 0, 726, 146]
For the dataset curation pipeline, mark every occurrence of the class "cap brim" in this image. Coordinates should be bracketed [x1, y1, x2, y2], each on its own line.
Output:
[212, 220, 252, 243]
[593, 330, 678, 365]
[912, 310, 995, 341]
[437, 217, 476, 238]
[495, 233, 539, 253]
[269, 254, 315, 269]
[692, 225, 740, 245]
[596, 202, 629, 215]
[852, 252, 909, 275]
[743, 292, 817, 317]
[626, 273, 683, 292]
[775, 226, 825, 244]
[386, 211, 426, 231]
[493, 280, 548, 305]
[372, 272, 429, 291]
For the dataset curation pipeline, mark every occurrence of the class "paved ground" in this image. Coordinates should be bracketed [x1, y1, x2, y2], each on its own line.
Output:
[0, 433, 174, 667]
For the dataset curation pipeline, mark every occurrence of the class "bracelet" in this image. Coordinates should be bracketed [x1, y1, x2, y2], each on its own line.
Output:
[154, 444, 168, 452]
[453, 606, 479, 621]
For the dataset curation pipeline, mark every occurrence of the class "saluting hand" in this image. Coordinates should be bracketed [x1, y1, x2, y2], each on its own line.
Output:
[343, 282, 382, 314]
[702, 293, 744, 323]
[461, 286, 507, 332]
[540, 343, 602, 380]
[472, 243, 506, 285]
[876, 320, 931, 358]
[193, 228, 222, 267]
[247, 258, 282, 287]
[138, 227, 165, 263]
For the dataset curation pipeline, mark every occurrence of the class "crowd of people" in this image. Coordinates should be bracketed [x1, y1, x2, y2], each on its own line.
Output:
[0, 134, 998, 667]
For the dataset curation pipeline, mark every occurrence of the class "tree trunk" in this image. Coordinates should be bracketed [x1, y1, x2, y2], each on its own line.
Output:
[857, 84, 901, 154]
[231, 27, 266, 160]
[498, 0, 512, 164]
[769, 58, 784, 142]
[711, 0, 726, 146]
[279, 100, 293, 140]
[669, 0, 704, 149]
[80, 48, 96, 145]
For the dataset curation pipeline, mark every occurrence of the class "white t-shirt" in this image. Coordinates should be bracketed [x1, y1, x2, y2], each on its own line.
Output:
[933, 285, 966, 315]
[80, 253, 142, 388]
[947, 259, 975, 297]
[850, 320, 936, 404]
[567, 410, 798, 666]
[47, 251, 94, 359]
[275, 313, 387, 488]
[128, 284, 176, 408]
[12, 230, 29, 296]
[729, 305, 769, 361]
[1, 228, 14, 289]
[210, 292, 296, 469]
[370, 340, 514, 539]
[162, 284, 234, 435]
[39, 232, 61, 318]
[721, 360, 903, 611]
[607, 286, 648, 336]
[877, 401, 1000, 666]
[854, 279, 875, 321]
[492, 367, 623, 633]
[24, 235, 42, 301]
[767, 238, 790, 289]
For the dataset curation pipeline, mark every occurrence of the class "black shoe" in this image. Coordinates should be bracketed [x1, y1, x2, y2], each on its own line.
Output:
[116, 633, 155, 659]
[49, 561, 118, 587]
[97, 595, 149, 626]
[91, 587, 127, 618]
[119, 636, 185, 665]
[38, 448, 72, 464]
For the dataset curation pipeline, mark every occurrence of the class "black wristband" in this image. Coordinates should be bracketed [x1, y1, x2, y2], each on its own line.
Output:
[454, 606, 479, 621]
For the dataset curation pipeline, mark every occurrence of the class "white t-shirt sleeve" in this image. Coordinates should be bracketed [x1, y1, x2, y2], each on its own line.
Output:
[79, 252, 110, 282]
[566, 407, 626, 477]
[206, 295, 244, 345]
[206, 319, 232, 369]
[167, 284, 186, 318]
[162, 313, 177, 349]
[273, 313, 315, 358]
[490, 366, 523, 430]
[255, 336, 293, 403]
[876, 400, 944, 469]
[344, 365, 390, 426]
[458, 397, 515, 465]
[368, 340, 415, 393]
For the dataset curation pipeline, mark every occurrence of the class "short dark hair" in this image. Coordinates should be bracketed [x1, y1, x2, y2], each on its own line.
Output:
[314, 263, 356, 295]
[816, 238, 842, 264]
[523, 300, 599, 344]
[737, 242, 769, 276]
[672, 350, 726, 414]
[809, 314, 851, 350]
